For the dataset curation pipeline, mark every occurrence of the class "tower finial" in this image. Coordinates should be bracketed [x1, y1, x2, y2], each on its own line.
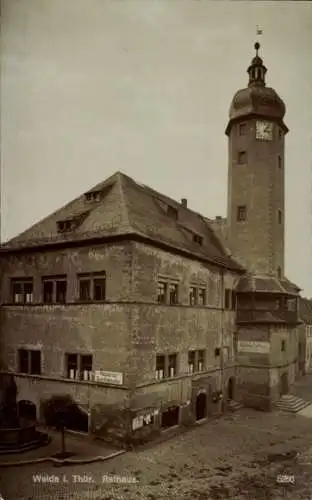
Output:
[255, 42, 260, 57]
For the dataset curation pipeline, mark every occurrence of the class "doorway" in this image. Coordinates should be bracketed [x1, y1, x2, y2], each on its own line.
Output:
[280, 372, 289, 395]
[227, 377, 235, 400]
[195, 392, 207, 421]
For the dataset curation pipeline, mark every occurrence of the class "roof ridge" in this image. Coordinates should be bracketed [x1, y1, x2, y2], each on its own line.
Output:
[117, 174, 133, 231]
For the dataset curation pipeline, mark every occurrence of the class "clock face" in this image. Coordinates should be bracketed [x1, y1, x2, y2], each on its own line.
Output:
[256, 120, 273, 141]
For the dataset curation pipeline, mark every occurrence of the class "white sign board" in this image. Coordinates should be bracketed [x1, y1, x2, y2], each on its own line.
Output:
[94, 370, 123, 385]
[238, 341, 270, 354]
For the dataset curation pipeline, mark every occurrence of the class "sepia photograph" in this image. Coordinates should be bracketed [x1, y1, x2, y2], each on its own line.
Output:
[0, 0, 312, 498]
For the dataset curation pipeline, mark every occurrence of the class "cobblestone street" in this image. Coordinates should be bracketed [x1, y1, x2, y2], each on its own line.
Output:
[2, 401, 312, 499]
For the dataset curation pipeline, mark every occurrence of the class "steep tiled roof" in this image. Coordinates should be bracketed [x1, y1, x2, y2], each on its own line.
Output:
[299, 297, 312, 323]
[0, 172, 243, 272]
[236, 274, 300, 296]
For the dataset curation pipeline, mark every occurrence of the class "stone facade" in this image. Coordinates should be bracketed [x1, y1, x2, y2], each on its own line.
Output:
[0, 237, 240, 445]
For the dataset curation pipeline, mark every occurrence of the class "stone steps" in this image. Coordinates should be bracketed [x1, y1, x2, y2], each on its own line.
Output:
[274, 394, 311, 414]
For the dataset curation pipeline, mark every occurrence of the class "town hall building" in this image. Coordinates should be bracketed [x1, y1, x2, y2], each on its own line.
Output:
[0, 42, 308, 445]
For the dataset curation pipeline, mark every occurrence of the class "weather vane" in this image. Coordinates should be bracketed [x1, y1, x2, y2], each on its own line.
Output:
[256, 25, 263, 37]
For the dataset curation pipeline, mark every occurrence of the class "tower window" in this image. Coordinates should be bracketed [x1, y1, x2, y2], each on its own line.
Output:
[237, 205, 247, 221]
[277, 266, 281, 279]
[278, 210, 283, 224]
[237, 151, 247, 165]
[278, 156, 282, 169]
[239, 123, 247, 135]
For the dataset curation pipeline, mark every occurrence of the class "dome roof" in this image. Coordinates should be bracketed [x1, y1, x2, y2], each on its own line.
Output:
[229, 86, 286, 121]
[226, 42, 287, 129]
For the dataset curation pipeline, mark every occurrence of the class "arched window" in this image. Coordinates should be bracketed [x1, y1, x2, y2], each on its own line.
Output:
[277, 267, 281, 279]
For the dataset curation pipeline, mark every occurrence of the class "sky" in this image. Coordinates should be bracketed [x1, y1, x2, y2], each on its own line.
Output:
[1, 0, 312, 295]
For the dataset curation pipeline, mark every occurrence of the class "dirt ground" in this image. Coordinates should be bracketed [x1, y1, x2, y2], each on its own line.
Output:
[2, 406, 312, 500]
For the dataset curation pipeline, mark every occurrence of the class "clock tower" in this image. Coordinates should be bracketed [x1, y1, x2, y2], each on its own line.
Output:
[225, 42, 288, 277]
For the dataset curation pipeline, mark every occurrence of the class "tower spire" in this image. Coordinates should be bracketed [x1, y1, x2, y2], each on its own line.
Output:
[247, 41, 267, 87]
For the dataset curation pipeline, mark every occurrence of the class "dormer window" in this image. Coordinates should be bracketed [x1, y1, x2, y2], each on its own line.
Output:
[84, 190, 102, 202]
[167, 206, 178, 220]
[57, 210, 90, 234]
[193, 234, 203, 245]
[57, 220, 73, 233]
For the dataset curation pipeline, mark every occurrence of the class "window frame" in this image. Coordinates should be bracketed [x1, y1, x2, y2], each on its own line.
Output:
[65, 352, 93, 380]
[188, 350, 196, 374]
[18, 348, 41, 375]
[237, 205, 247, 221]
[238, 123, 247, 135]
[237, 150, 247, 165]
[78, 272, 106, 302]
[12, 279, 33, 304]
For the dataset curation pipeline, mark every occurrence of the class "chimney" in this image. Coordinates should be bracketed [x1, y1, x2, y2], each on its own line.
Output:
[215, 216, 222, 222]
[181, 198, 187, 208]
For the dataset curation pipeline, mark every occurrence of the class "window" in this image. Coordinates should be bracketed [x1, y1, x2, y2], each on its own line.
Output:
[239, 123, 247, 135]
[215, 348, 221, 357]
[231, 291, 236, 310]
[277, 266, 281, 279]
[237, 205, 247, 221]
[94, 277, 106, 301]
[198, 288, 206, 306]
[168, 283, 178, 305]
[193, 234, 203, 245]
[43, 280, 53, 303]
[18, 349, 29, 373]
[65, 353, 93, 380]
[189, 287, 197, 305]
[12, 279, 33, 304]
[168, 354, 177, 378]
[66, 353, 78, 379]
[56, 279, 67, 303]
[156, 353, 178, 380]
[188, 351, 195, 374]
[18, 349, 41, 375]
[85, 191, 101, 202]
[278, 156, 282, 169]
[237, 151, 247, 164]
[197, 350, 205, 371]
[42, 276, 67, 304]
[79, 279, 91, 301]
[80, 355, 93, 381]
[224, 288, 231, 309]
[287, 298, 297, 312]
[78, 273, 106, 301]
[157, 282, 167, 304]
[278, 210, 282, 225]
[281, 340, 286, 352]
[156, 355, 165, 380]
[57, 220, 73, 233]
